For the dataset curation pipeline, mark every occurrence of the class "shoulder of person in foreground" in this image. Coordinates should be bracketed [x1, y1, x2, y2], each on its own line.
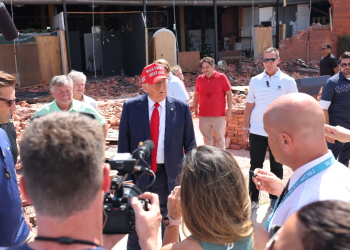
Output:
[74, 100, 105, 126]
[161, 237, 203, 250]
[124, 94, 146, 105]
[33, 101, 55, 117]
[253, 225, 269, 250]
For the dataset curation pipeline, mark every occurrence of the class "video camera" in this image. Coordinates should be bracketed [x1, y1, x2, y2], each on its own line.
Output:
[103, 140, 156, 234]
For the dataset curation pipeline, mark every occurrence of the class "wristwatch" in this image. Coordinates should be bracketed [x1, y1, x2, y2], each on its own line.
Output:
[163, 215, 181, 227]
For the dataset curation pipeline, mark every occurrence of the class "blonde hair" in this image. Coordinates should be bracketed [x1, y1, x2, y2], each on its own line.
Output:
[154, 59, 171, 73]
[180, 146, 253, 244]
[171, 65, 182, 74]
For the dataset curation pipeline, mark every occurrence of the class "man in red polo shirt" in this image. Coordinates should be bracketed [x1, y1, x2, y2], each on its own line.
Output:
[194, 57, 232, 149]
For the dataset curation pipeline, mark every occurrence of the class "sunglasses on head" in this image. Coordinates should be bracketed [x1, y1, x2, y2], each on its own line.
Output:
[0, 98, 16, 107]
[263, 58, 278, 63]
[341, 63, 350, 68]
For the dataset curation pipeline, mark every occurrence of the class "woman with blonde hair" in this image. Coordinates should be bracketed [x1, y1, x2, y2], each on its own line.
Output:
[160, 146, 269, 250]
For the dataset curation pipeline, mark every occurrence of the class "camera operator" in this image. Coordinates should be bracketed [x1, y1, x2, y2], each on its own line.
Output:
[7, 112, 162, 250]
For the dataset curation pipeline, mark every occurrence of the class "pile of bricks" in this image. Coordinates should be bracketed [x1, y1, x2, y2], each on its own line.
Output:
[20, 75, 144, 99]
[225, 93, 249, 150]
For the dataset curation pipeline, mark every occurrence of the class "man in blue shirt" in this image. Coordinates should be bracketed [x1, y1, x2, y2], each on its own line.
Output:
[0, 71, 31, 246]
[321, 52, 350, 166]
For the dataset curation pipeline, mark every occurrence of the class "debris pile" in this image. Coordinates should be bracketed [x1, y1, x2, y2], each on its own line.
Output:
[225, 93, 249, 150]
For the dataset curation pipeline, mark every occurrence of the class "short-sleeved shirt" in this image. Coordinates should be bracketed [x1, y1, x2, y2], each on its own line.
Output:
[246, 68, 298, 137]
[190, 235, 253, 250]
[0, 129, 30, 246]
[167, 74, 189, 102]
[82, 94, 98, 111]
[320, 53, 338, 76]
[195, 71, 231, 117]
[321, 72, 350, 129]
[33, 99, 105, 126]
[0, 121, 18, 164]
[8, 244, 106, 250]
[269, 151, 350, 231]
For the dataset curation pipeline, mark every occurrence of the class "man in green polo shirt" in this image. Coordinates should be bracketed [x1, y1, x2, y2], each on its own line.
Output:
[33, 75, 108, 138]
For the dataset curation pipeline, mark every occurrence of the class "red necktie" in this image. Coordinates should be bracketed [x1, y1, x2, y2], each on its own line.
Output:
[150, 102, 160, 173]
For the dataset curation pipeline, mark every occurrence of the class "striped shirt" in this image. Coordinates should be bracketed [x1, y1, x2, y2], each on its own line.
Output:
[246, 68, 298, 137]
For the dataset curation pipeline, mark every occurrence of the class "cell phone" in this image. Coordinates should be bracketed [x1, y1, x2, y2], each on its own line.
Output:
[249, 170, 257, 178]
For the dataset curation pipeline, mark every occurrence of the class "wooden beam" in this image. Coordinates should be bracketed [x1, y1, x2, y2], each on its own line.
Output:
[179, 6, 185, 52]
[238, 6, 243, 42]
[100, 6, 107, 31]
[202, 8, 206, 51]
[48, 5, 54, 28]
[311, 7, 329, 16]
[66, 11, 141, 14]
[41, 5, 46, 29]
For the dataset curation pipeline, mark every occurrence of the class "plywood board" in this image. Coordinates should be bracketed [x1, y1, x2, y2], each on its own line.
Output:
[0, 45, 16, 75]
[178, 51, 200, 72]
[149, 37, 155, 64]
[153, 29, 176, 66]
[57, 30, 69, 74]
[35, 36, 62, 84]
[16, 44, 41, 87]
[253, 27, 273, 59]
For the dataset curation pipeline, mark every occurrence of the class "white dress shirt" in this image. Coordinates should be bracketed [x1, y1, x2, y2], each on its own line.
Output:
[148, 96, 166, 164]
[82, 94, 98, 111]
[246, 68, 298, 137]
[167, 74, 189, 102]
[269, 150, 350, 231]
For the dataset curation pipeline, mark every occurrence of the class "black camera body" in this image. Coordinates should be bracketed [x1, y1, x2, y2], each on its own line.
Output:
[103, 140, 155, 234]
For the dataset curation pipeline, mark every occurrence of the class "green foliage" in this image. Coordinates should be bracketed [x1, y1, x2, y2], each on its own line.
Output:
[339, 35, 350, 55]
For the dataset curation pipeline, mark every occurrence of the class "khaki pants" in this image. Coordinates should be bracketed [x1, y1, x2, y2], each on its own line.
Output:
[199, 116, 226, 149]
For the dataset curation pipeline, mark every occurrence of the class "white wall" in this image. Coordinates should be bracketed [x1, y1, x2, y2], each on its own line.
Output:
[296, 4, 310, 32]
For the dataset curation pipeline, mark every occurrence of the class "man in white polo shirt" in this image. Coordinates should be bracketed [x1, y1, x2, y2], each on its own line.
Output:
[68, 70, 98, 111]
[252, 93, 350, 232]
[243, 47, 298, 210]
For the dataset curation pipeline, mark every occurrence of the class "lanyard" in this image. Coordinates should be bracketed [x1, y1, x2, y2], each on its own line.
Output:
[266, 155, 335, 230]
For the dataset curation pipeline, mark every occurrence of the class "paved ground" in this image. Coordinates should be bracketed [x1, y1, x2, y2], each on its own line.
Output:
[113, 117, 293, 249]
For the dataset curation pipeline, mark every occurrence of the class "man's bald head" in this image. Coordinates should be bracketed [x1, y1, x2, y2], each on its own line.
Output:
[263, 93, 327, 168]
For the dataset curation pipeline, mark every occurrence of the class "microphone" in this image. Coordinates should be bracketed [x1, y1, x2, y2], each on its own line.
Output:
[0, 2, 19, 41]
[132, 140, 154, 160]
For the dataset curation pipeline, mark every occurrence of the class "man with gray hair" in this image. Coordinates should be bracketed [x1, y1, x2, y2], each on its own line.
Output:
[68, 70, 98, 111]
[33, 75, 108, 138]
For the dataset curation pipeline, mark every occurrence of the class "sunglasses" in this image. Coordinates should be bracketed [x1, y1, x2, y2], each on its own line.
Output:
[0, 98, 16, 107]
[321, 48, 328, 50]
[263, 58, 278, 63]
[341, 63, 350, 68]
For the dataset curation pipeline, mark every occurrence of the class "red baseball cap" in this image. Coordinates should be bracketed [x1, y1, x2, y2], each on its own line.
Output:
[141, 63, 167, 85]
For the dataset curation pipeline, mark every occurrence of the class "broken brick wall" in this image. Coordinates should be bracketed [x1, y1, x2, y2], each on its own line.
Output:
[330, 0, 350, 36]
[279, 26, 338, 62]
[279, 0, 349, 62]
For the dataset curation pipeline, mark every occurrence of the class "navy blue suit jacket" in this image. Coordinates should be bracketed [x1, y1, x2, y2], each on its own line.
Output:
[117, 94, 196, 193]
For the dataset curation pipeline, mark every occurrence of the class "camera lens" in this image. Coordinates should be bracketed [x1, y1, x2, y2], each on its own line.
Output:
[123, 183, 143, 204]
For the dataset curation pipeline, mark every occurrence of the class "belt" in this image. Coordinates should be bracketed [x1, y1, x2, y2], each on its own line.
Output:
[157, 163, 165, 169]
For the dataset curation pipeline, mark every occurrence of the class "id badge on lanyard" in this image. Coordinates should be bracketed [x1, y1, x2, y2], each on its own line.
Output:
[266, 155, 335, 230]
